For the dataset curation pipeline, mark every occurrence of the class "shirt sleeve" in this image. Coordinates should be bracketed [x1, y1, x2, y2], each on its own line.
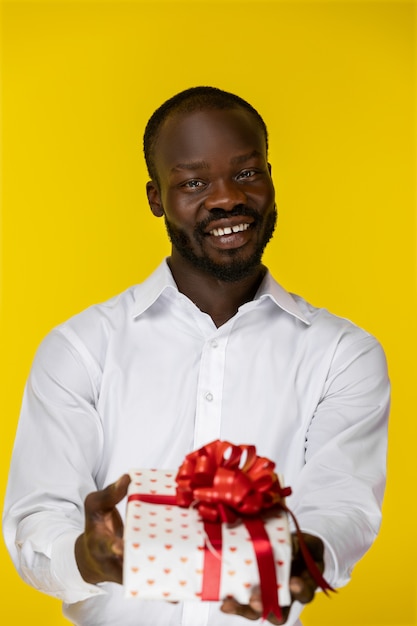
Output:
[2, 327, 106, 603]
[289, 329, 390, 588]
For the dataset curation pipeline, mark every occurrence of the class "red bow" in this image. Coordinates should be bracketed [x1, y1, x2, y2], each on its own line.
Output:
[175, 439, 292, 524]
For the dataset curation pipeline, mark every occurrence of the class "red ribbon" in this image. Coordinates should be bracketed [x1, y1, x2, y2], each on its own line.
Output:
[201, 522, 223, 601]
[245, 518, 283, 620]
[128, 440, 333, 620]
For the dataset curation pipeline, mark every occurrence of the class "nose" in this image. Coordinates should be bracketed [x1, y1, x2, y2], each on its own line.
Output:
[204, 179, 247, 212]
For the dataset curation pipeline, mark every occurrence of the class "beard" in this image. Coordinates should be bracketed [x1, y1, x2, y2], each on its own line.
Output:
[164, 206, 277, 283]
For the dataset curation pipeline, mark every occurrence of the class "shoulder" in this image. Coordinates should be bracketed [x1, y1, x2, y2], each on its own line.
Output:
[262, 273, 374, 343]
[289, 292, 388, 375]
[265, 271, 387, 370]
[33, 286, 138, 380]
[292, 292, 378, 340]
[60, 286, 137, 341]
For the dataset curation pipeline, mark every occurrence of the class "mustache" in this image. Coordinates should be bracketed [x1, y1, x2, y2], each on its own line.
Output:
[196, 205, 261, 234]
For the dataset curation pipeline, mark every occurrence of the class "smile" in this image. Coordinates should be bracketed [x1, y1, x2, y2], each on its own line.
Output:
[209, 223, 251, 237]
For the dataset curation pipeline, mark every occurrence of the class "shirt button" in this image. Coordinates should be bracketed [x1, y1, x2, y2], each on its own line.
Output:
[204, 392, 214, 402]
[210, 339, 219, 348]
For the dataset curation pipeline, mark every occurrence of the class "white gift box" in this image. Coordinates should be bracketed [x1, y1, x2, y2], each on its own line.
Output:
[123, 468, 292, 606]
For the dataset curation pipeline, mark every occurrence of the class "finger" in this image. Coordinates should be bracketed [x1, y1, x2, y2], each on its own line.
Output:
[220, 596, 260, 621]
[85, 474, 131, 516]
[289, 574, 317, 604]
[248, 586, 290, 624]
[248, 586, 263, 614]
[114, 473, 132, 497]
[110, 535, 124, 557]
[290, 532, 324, 603]
[221, 595, 289, 625]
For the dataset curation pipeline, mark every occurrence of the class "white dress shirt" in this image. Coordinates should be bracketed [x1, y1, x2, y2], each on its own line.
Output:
[3, 260, 390, 626]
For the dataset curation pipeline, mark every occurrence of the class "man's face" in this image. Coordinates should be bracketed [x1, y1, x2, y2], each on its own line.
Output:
[147, 107, 277, 282]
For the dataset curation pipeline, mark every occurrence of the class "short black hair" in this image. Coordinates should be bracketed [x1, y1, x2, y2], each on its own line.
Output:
[143, 86, 269, 183]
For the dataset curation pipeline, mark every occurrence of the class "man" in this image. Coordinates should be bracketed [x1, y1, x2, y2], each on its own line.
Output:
[3, 87, 390, 626]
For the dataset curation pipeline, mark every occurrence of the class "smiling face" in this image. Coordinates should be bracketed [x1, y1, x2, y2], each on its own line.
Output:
[146, 107, 277, 282]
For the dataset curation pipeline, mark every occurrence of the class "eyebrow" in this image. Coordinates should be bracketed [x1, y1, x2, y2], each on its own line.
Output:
[171, 161, 209, 173]
[170, 150, 264, 173]
[230, 149, 263, 165]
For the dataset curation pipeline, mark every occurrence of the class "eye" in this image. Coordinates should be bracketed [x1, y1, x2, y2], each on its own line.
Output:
[236, 169, 257, 180]
[181, 179, 205, 189]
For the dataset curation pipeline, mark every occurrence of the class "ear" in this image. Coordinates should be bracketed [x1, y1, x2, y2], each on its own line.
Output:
[267, 162, 272, 175]
[146, 181, 164, 217]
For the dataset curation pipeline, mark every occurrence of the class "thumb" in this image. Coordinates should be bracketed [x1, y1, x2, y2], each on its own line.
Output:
[113, 474, 131, 502]
[85, 474, 131, 514]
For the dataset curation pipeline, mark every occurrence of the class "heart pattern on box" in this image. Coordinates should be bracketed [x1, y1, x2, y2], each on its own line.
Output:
[124, 468, 291, 605]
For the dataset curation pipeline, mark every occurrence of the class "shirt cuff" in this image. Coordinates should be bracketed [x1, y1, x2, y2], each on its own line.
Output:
[51, 530, 106, 604]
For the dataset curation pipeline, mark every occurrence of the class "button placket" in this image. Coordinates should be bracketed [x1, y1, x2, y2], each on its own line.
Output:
[193, 334, 227, 449]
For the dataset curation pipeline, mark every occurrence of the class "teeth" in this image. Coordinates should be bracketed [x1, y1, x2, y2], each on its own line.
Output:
[210, 223, 250, 237]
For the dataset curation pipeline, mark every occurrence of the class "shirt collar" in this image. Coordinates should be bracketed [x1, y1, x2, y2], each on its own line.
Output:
[132, 259, 310, 325]
[132, 260, 179, 318]
[255, 271, 310, 325]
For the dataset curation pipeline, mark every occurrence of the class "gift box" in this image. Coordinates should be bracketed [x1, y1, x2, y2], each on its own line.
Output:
[124, 468, 292, 602]
[123, 440, 295, 619]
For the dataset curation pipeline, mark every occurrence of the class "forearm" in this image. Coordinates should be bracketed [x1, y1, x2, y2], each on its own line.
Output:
[5, 512, 102, 603]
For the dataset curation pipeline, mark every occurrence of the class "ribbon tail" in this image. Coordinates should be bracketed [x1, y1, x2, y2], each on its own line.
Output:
[282, 504, 335, 595]
[245, 519, 282, 622]
[201, 522, 223, 601]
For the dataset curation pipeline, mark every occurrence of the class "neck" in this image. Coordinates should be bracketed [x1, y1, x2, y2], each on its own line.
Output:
[167, 253, 266, 327]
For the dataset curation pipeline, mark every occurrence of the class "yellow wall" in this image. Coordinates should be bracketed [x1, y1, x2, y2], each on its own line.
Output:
[1, 1, 415, 624]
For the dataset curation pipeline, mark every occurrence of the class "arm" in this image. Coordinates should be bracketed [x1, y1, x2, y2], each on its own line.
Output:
[2, 327, 110, 602]
[222, 329, 390, 622]
[291, 332, 390, 586]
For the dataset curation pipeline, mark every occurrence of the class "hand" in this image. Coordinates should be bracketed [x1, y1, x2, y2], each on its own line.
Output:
[75, 474, 131, 585]
[220, 532, 324, 624]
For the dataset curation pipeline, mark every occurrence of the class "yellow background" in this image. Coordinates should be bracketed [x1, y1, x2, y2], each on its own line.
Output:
[0, 0, 415, 624]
